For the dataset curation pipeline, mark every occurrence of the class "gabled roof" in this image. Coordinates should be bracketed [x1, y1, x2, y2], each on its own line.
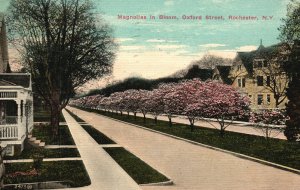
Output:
[236, 51, 255, 74]
[215, 65, 232, 85]
[0, 74, 31, 88]
[235, 42, 288, 75]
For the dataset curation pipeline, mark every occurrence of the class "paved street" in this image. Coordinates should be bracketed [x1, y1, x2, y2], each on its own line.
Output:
[68, 107, 300, 190]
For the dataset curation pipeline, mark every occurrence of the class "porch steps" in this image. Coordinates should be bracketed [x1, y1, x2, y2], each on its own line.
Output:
[27, 135, 45, 148]
[29, 137, 36, 142]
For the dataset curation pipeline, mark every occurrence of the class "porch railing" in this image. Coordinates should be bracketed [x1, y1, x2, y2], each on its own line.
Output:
[0, 116, 18, 125]
[0, 125, 18, 139]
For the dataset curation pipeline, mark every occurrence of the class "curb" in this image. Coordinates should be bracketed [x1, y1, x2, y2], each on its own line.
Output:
[92, 112, 300, 176]
[140, 180, 174, 186]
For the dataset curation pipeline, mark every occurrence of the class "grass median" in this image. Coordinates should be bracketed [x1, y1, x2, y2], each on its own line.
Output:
[104, 147, 169, 184]
[73, 106, 300, 170]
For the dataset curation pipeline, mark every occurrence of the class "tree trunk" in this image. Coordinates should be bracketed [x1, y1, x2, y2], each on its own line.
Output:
[50, 104, 61, 138]
[189, 118, 195, 132]
[275, 97, 280, 108]
[143, 113, 146, 123]
[50, 90, 61, 138]
[154, 116, 157, 125]
[168, 115, 172, 127]
[220, 122, 225, 137]
[134, 112, 137, 120]
[127, 112, 130, 118]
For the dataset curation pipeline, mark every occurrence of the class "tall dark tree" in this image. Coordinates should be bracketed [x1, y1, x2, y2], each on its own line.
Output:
[279, 0, 300, 42]
[283, 40, 300, 141]
[279, 0, 300, 141]
[7, 0, 116, 135]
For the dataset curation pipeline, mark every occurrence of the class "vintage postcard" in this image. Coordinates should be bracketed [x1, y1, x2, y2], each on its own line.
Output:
[0, 0, 299, 190]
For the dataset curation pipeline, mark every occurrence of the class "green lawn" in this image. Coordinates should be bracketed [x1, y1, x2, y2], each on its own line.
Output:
[4, 161, 90, 187]
[32, 124, 75, 145]
[75, 106, 300, 170]
[104, 147, 169, 184]
[5, 148, 80, 160]
[34, 109, 65, 122]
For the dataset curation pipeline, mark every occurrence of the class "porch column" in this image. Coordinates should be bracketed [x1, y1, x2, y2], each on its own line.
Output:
[17, 101, 21, 124]
[22, 102, 26, 125]
[17, 100, 21, 140]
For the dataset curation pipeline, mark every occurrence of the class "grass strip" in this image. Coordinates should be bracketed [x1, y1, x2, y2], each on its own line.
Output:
[33, 124, 75, 145]
[4, 161, 90, 187]
[81, 125, 116, 144]
[75, 106, 300, 170]
[104, 147, 169, 184]
[65, 109, 85, 122]
[65, 108, 116, 144]
[5, 148, 80, 160]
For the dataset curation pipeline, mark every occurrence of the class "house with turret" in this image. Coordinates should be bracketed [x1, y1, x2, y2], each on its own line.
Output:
[228, 41, 289, 110]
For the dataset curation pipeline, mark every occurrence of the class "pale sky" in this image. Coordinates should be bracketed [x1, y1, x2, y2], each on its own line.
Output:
[0, 0, 290, 91]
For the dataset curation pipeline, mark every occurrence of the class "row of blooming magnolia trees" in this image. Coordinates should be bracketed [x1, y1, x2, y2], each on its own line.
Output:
[71, 79, 288, 138]
[71, 79, 252, 136]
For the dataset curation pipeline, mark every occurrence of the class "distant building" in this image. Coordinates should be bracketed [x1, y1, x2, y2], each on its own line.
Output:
[0, 14, 34, 156]
[212, 65, 232, 85]
[228, 41, 289, 110]
[185, 65, 213, 81]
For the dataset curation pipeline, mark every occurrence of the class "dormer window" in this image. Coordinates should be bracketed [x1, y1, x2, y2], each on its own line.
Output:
[237, 65, 242, 71]
[257, 61, 262, 68]
[253, 59, 268, 68]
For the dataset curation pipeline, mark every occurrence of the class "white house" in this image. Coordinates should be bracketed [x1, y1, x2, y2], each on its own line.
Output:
[0, 14, 34, 156]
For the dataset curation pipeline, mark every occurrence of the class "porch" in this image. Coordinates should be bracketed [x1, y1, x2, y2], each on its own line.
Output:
[0, 99, 33, 141]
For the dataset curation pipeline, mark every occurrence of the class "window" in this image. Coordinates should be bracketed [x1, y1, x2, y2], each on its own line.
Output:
[263, 60, 268, 67]
[254, 60, 267, 68]
[257, 76, 264, 86]
[242, 78, 246, 88]
[238, 78, 245, 88]
[266, 76, 270, 86]
[237, 65, 242, 71]
[267, 94, 271, 104]
[258, 94, 263, 105]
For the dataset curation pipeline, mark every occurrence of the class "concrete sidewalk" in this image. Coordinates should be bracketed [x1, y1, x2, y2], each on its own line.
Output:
[4, 157, 81, 163]
[68, 106, 300, 190]
[62, 109, 141, 190]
